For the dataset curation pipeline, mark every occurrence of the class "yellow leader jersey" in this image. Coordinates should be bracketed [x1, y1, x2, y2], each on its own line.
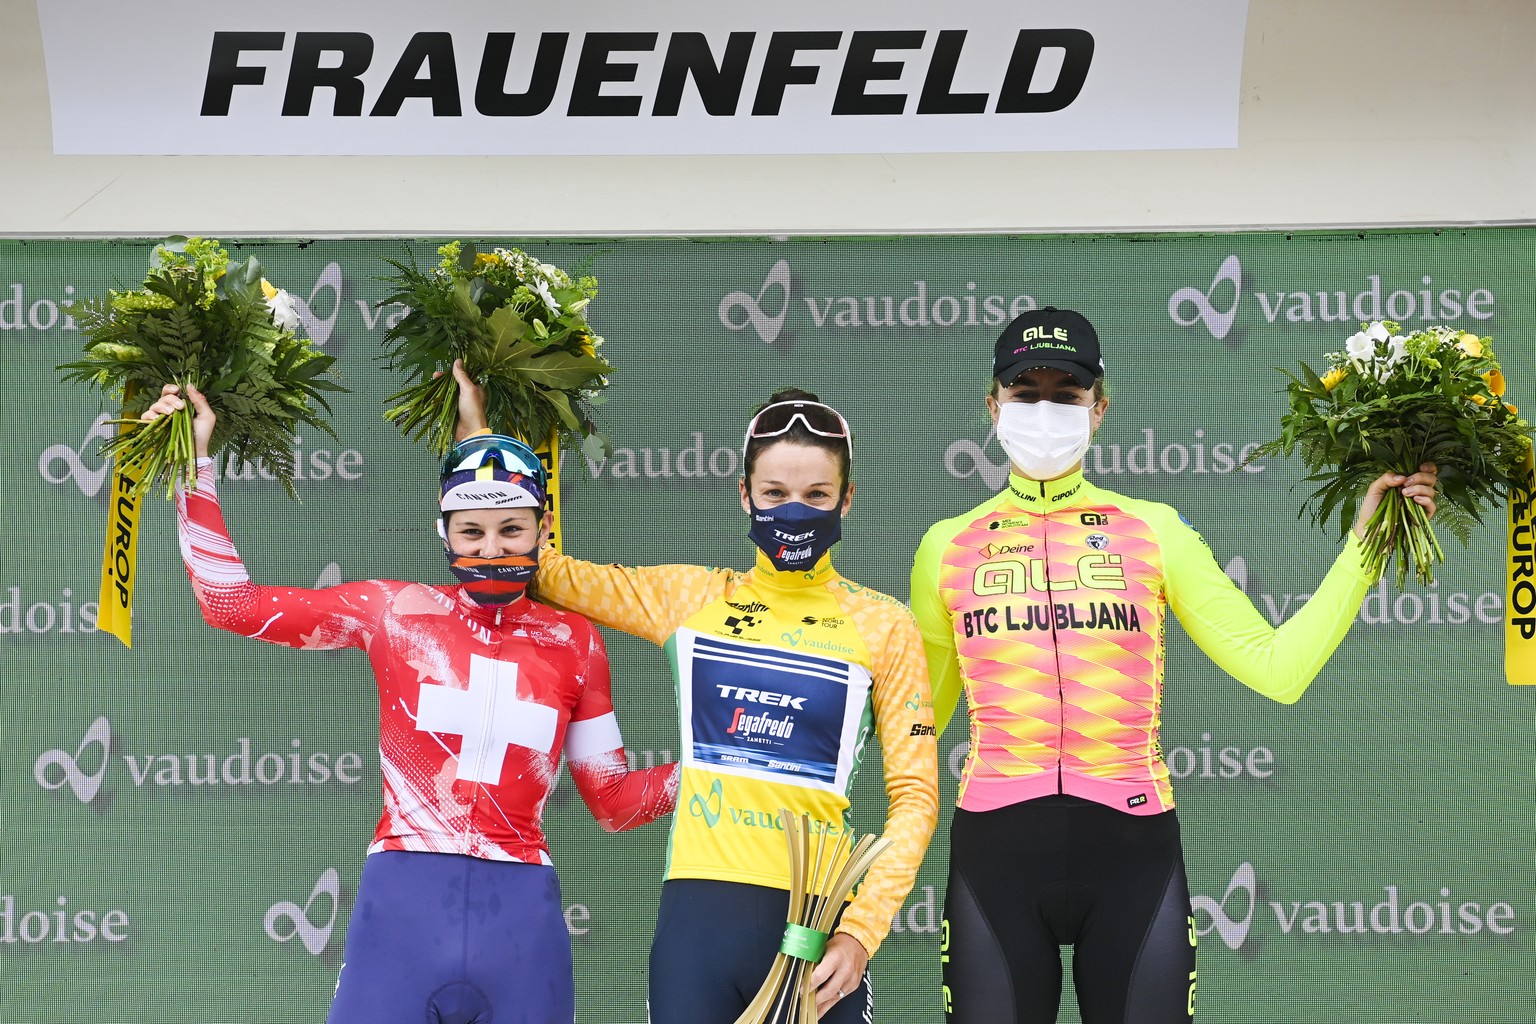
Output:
[539, 549, 940, 956]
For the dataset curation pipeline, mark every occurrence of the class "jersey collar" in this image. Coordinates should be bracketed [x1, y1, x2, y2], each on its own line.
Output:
[1005, 467, 1090, 514]
[751, 550, 837, 591]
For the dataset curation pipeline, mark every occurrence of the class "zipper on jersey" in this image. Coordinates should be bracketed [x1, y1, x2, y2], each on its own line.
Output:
[1040, 509, 1068, 795]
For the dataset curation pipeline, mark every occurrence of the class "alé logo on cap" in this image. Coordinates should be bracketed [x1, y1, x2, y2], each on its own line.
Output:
[1169, 254, 1496, 342]
[719, 259, 1040, 345]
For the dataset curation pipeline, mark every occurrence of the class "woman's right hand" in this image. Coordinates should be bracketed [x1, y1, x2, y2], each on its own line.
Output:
[449, 359, 489, 441]
[141, 383, 216, 459]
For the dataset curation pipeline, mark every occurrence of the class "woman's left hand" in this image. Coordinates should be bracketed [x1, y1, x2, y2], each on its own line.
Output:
[810, 932, 868, 1018]
[1353, 462, 1439, 540]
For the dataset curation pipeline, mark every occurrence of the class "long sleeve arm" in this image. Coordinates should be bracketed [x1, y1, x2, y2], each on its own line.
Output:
[174, 460, 375, 651]
[911, 523, 966, 736]
[538, 547, 728, 646]
[563, 623, 680, 832]
[1164, 514, 1375, 704]
[835, 604, 940, 957]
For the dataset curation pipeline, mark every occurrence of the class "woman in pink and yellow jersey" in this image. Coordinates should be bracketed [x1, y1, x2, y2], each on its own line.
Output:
[910, 308, 1439, 1024]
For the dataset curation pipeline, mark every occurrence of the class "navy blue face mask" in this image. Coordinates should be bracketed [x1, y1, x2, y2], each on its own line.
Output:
[748, 500, 842, 572]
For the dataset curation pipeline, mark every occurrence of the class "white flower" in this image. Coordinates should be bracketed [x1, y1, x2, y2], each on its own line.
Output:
[531, 277, 561, 315]
[1386, 335, 1408, 366]
[266, 289, 302, 332]
[1344, 331, 1376, 370]
[1365, 321, 1390, 344]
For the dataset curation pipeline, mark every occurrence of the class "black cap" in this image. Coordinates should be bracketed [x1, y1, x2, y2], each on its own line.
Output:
[992, 307, 1104, 387]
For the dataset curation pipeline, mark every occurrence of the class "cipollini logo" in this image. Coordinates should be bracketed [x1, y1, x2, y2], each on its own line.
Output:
[720, 259, 792, 344]
[264, 868, 340, 956]
[1168, 254, 1497, 341]
[39, 413, 115, 497]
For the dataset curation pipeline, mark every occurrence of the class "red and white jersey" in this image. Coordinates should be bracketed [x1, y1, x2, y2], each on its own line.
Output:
[175, 462, 678, 864]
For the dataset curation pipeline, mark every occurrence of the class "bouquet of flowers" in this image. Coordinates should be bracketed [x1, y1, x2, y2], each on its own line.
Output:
[1249, 320, 1530, 588]
[378, 242, 611, 459]
[58, 237, 346, 499]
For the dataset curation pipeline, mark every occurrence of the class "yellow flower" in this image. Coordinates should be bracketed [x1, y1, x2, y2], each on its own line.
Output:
[1484, 368, 1506, 396]
[1468, 393, 1488, 406]
[1505, 402, 1519, 416]
[1320, 366, 1348, 391]
[1457, 332, 1483, 357]
[260, 278, 278, 300]
[474, 253, 499, 269]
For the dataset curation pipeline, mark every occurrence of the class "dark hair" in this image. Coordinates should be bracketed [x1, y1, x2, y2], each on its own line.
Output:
[991, 373, 1109, 403]
[743, 387, 852, 495]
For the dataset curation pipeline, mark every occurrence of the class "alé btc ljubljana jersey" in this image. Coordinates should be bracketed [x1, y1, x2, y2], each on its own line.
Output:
[175, 464, 678, 865]
[911, 468, 1375, 817]
[538, 549, 939, 956]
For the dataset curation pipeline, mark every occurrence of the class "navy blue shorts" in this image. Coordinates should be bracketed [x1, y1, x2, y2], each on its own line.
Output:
[327, 851, 573, 1024]
[648, 878, 873, 1024]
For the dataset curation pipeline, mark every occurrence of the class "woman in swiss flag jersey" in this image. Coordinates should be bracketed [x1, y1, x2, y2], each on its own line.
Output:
[142, 383, 678, 1024]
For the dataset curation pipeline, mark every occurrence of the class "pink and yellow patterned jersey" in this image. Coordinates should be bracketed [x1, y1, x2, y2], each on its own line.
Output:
[911, 468, 1375, 816]
[175, 461, 678, 864]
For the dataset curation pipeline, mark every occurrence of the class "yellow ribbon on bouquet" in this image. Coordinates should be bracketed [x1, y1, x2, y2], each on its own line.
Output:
[96, 418, 145, 648]
[1507, 444, 1535, 684]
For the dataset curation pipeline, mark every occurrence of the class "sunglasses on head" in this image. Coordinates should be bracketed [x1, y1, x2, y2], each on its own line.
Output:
[742, 400, 853, 458]
[441, 434, 548, 490]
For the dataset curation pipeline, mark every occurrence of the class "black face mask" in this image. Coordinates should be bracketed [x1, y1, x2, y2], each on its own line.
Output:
[445, 548, 538, 606]
[747, 500, 842, 572]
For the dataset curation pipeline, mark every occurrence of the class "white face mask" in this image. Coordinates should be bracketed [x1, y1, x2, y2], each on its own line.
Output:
[994, 401, 1093, 481]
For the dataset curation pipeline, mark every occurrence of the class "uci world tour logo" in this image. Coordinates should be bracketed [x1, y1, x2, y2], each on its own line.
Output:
[264, 868, 340, 956]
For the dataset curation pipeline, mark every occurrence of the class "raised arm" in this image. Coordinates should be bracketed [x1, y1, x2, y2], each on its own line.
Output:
[563, 621, 679, 831]
[146, 384, 376, 651]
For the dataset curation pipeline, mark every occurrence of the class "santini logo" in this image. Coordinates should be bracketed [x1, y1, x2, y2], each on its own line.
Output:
[1169, 255, 1496, 341]
[721, 260, 1041, 345]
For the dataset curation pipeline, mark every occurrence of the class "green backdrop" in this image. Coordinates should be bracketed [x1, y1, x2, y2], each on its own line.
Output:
[2, 230, 1531, 1023]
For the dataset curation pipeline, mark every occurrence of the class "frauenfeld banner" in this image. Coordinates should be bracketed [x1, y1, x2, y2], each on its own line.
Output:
[35, 0, 1249, 155]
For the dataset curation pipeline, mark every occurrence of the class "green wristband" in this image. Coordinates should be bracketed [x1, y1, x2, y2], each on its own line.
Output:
[780, 923, 829, 962]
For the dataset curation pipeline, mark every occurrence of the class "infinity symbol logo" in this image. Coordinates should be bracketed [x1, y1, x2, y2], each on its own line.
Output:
[38, 414, 116, 497]
[264, 867, 340, 956]
[289, 262, 344, 347]
[944, 427, 1010, 490]
[688, 777, 723, 828]
[34, 716, 112, 804]
[780, 628, 803, 647]
[1190, 861, 1257, 951]
[719, 260, 791, 344]
[314, 562, 342, 589]
[1169, 254, 1243, 340]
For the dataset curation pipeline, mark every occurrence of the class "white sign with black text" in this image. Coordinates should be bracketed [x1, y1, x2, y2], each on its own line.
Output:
[37, 0, 1249, 155]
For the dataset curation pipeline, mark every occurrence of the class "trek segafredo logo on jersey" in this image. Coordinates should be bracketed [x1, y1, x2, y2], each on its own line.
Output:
[34, 715, 365, 803]
[719, 260, 1041, 345]
[1168, 255, 1497, 342]
[1192, 862, 1517, 952]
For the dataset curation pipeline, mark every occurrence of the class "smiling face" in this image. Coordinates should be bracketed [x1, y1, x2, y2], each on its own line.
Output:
[443, 507, 548, 558]
[739, 441, 855, 516]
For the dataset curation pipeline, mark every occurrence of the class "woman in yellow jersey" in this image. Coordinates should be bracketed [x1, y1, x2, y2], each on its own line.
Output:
[453, 365, 939, 1023]
[910, 308, 1439, 1024]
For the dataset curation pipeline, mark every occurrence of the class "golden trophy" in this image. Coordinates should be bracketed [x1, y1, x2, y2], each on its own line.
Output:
[733, 809, 891, 1024]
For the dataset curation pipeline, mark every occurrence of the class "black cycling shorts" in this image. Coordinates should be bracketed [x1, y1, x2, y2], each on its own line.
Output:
[942, 796, 1196, 1024]
[649, 878, 873, 1024]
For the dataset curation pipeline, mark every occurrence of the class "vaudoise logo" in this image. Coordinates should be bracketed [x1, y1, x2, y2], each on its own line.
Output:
[719, 259, 1041, 345]
[264, 868, 340, 957]
[1168, 255, 1496, 341]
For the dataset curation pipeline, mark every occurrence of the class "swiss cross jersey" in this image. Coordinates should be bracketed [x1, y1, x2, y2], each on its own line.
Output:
[911, 468, 1375, 817]
[537, 549, 939, 957]
[174, 462, 678, 865]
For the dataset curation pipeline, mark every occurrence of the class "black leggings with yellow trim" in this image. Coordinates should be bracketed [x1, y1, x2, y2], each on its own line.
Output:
[942, 797, 1197, 1024]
